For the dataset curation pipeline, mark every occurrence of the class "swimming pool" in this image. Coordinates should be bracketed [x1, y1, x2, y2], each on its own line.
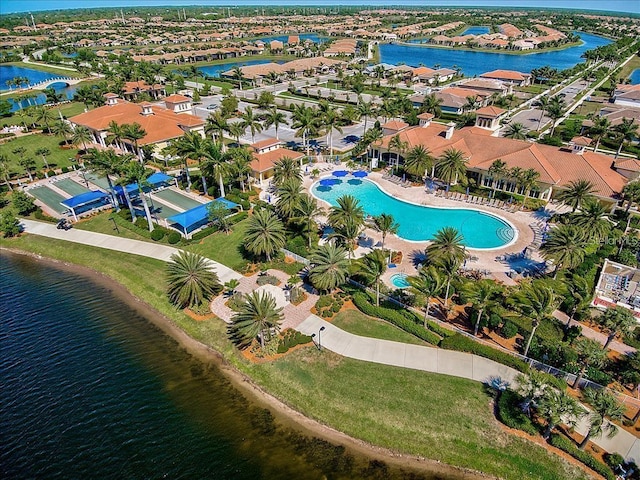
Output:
[311, 178, 516, 249]
[390, 273, 410, 289]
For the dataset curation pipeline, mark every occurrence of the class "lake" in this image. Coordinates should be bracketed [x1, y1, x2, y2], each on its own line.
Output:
[0, 65, 80, 112]
[0, 252, 465, 480]
[197, 59, 286, 78]
[461, 26, 490, 35]
[381, 32, 612, 76]
[630, 68, 640, 85]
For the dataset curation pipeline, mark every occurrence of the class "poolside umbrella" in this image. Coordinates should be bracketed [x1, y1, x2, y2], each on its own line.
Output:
[352, 170, 368, 178]
[332, 170, 348, 177]
[319, 178, 339, 186]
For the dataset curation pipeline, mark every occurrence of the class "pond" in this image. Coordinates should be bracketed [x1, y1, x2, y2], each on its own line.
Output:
[196, 59, 286, 78]
[630, 68, 640, 85]
[0, 64, 62, 90]
[382, 32, 612, 76]
[461, 26, 490, 35]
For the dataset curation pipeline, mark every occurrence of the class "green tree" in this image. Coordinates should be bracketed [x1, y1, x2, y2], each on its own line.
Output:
[71, 125, 93, 153]
[231, 291, 284, 349]
[166, 251, 220, 308]
[358, 100, 376, 131]
[503, 122, 528, 140]
[207, 201, 232, 234]
[357, 249, 387, 306]
[35, 147, 51, 176]
[537, 389, 585, 440]
[52, 120, 73, 146]
[328, 195, 365, 231]
[556, 179, 596, 212]
[515, 369, 551, 416]
[407, 265, 444, 325]
[579, 388, 625, 450]
[422, 93, 442, 117]
[572, 198, 611, 242]
[291, 104, 318, 157]
[272, 156, 302, 187]
[0, 210, 21, 238]
[123, 122, 147, 160]
[598, 306, 636, 350]
[622, 181, 640, 213]
[564, 274, 591, 327]
[388, 134, 408, 174]
[205, 110, 230, 144]
[488, 159, 508, 196]
[12, 190, 36, 215]
[572, 338, 608, 388]
[172, 132, 212, 194]
[263, 107, 286, 141]
[322, 107, 344, 156]
[463, 279, 502, 336]
[587, 115, 610, 153]
[519, 168, 540, 210]
[293, 194, 324, 249]
[546, 96, 566, 137]
[436, 148, 467, 187]
[239, 106, 263, 144]
[244, 209, 286, 261]
[614, 117, 638, 159]
[404, 145, 433, 180]
[16, 154, 36, 182]
[34, 106, 54, 133]
[84, 148, 129, 210]
[308, 243, 350, 293]
[275, 178, 303, 222]
[426, 226, 466, 266]
[373, 213, 399, 251]
[0, 155, 12, 191]
[123, 162, 154, 231]
[540, 225, 588, 277]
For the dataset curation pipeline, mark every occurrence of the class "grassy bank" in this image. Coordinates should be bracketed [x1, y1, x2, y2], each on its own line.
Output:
[620, 54, 640, 82]
[0, 132, 80, 176]
[394, 40, 583, 56]
[332, 309, 428, 345]
[0, 233, 589, 480]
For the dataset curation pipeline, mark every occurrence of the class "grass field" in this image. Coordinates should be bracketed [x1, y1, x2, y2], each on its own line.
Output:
[1, 101, 85, 126]
[0, 132, 79, 177]
[0, 233, 589, 480]
[332, 309, 428, 345]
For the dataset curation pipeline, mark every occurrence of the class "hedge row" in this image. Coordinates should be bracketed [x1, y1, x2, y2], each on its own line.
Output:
[33, 208, 58, 223]
[549, 434, 616, 480]
[439, 334, 531, 373]
[378, 297, 454, 339]
[352, 292, 441, 345]
[497, 390, 539, 436]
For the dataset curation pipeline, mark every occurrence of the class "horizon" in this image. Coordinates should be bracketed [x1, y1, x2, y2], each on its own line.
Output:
[1, 0, 638, 15]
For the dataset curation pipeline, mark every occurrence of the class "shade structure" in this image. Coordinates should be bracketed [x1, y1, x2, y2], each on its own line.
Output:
[167, 198, 240, 235]
[352, 170, 368, 178]
[319, 178, 339, 186]
[146, 172, 173, 186]
[61, 190, 111, 221]
[332, 170, 348, 177]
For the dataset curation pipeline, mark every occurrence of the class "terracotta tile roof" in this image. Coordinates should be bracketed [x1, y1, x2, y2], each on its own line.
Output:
[614, 158, 640, 172]
[413, 66, 436, 76]
[571, 136, 592, 146]
[251, 137, 281, 151]
[480, 70, 529, 81]
[417, 112, 434, 120]
[383, 120, 409, 131]
[476, 106, 506, 117]
[164, 94, 191, 103]
[250, 147, 304, 173]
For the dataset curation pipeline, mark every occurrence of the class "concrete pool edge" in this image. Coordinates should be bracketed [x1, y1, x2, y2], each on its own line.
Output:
[310, 176, 519, 251]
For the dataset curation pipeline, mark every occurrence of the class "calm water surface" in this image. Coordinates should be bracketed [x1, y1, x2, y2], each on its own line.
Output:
[630, 69, 640, 85]
[0, 65, 79, 112]
[0, 252, 465, 480]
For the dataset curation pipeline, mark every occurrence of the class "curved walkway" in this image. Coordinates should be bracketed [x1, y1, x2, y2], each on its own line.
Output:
[296, 314, 639, 463]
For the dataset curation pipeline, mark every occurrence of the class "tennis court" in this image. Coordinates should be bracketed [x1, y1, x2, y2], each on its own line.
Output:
[148, 199, 181, 219]
[84, 173, 112, 191]
[28, 186, 69, 214]
[54, 178, 90, 197]
[153, 189, 203, 211]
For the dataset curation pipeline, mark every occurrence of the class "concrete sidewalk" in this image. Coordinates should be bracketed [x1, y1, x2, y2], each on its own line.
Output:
[554, 310, 636, 355]
[296, 315, 639, 463]
[19, 219, 242, 284]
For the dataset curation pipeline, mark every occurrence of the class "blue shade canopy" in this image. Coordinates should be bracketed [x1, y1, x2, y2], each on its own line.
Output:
[319, 178, 339, 186]
[113, 183, 139, 196]
[332, 170, 348, 177]
[167, 198, 239, 231]
[352, 170, 368, 178]
[61, 190, 110, 209]
[146, 172, 173, 185]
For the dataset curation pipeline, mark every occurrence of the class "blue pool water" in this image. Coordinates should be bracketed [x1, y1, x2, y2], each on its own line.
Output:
[312, 178, 516, 249]
[196, 59, 285, 78]
[383, 32, 611, 76]
[630, 69, 640, 85]
[390, 273, 410, 289]
[461, 26, 490, 35]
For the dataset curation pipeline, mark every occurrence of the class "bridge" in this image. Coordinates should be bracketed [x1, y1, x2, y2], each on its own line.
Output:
[27, 77, 83, 91]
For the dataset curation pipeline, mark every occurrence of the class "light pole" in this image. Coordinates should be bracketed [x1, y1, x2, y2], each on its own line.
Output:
[318, 325, 325, 351]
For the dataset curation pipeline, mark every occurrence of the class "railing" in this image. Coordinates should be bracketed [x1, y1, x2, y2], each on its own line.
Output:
[280, 248, 310, 265]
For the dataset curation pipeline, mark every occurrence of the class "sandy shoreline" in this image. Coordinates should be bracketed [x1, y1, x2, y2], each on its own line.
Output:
[1, 246, 495, 480]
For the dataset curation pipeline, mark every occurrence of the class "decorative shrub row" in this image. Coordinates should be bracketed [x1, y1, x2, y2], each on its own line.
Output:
[496, 390, 540, 436]
[33, 208, 58, 223]
[315, 294, 343, 318]
[352, 292, 441, 345]
[378, 297, 454, 338]
[439, 334, 530, 373]
[548, 434, 616, 480]
[277, 330, 313, 354]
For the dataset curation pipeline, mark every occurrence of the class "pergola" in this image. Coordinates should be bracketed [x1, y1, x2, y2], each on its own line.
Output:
[61, 190, 111, 221]
[167, 198, 240, 238]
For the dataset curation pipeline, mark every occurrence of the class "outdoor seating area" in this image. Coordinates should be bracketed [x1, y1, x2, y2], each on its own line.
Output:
[594, 259, 640, 318]
[433, 190, 521, 212]
[381, 171, 412, 188]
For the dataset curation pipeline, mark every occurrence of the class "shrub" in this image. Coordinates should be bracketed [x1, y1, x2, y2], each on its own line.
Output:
[603, 453, 625, 470]
[277, 330, 313, 354]
[256, 274, 279, 286]
[586, 367, 612, 386]
[12, 191, 36, 215]
[497, 390, 539, 436]
[439, 333, 530, 373]
[548, 434, 615, 480]
[167, 231, 181, 244]
[150, 229, 165, 241]
[61, 166, 69, 173]
[33, 208, 58, 223]
[501, 321, 518, 339]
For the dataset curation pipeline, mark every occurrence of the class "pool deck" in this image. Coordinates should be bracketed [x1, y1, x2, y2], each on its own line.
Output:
[300, 165, 570, 286]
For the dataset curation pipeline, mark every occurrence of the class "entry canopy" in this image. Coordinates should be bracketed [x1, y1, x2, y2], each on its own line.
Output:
[167, 198, 240, 232]
[61, 190, 110, 209]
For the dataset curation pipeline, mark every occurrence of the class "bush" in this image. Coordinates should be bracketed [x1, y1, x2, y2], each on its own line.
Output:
[548, 434, 615, 480]
[277, 329, 313, 354]
[150, 229, 165, 241]
[604, 453, 625, 470]
[586, 367, 612, 386]
[439, 333, 530, 373]
[33, 207, 58, 223]
[256, 274, 279, 286]
[12, 191, 36, 215]
[497, 390, 539, 436]
[61, 166, 69, 173]
[501, 321, 518, 339]
[167, 232, 181, 244]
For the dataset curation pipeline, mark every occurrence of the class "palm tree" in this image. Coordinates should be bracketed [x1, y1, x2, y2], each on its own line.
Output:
[205, 111, 230, 144]
[463, 279, 502, 336]
[488, 159, 508, 196]
[293, 194, 324, 248]
[35, 147, 51, 176]
[173, 131, 211, 194]
[556, 179, 596, 212]
[291, 105, 318, 157]
[537, 390, 585, 440]
[579, 388, 625, 450]
[357, 249, 387, 306]
[227, 122, 245, 146]
[387, 134, 408, 173]
[358, 100, 375, 132]
[71, 125, 93, 153]
[614, 117, 638, 159]
[167, 251, 220, 308]
[124, 161, 155, 231]
[519, 168, 540, 210]
[422, 93, 442, 118]
[232, 65, 244, 90]
[588, 116, 610, 153]
[18, 156, 36, 182]
[328, 195, 365, 230]
[239, 106, 263, 144]
[308, 243, 350, 293]
[426, 226, 466, 266]
[201, 139, 229, 198]
[463, 95, 479, 113]
[503, 122, 528, 140]
[123, 123, 147, 161]
[564, 274, 591, 327]
[573, 338, 608, 388]
[231, 291, 283, 349]
[0, 154, 13, 191]
[407, 265, 444, 325]
[272, 156, 302, 187]
[622, 181, 640, 213]
[322, 107, 344, 156]
[244, 209, 286, 261]
[598, 306, 636, 350]
[275, 178, 302, 222]
[52, 120, 72, 146]
[437, 255, 460, 310]
[106, 120, 126, 150]
[540, 225, 588, 278]
[515, 369, 551, 417]
[572, 198, 611, 242]
[509, 281, 561, 357]
[35, 107, 54, 134]
[546, 96, 566, 137]
[264, 107, 286, 140]
[404, 145, 433, 180]
[536, 96, 549, 131]
[227, 146, 252, 192]
[84, 148, 129, 210]
[436, 148, 467, 187]
[373, 213, 399, 250]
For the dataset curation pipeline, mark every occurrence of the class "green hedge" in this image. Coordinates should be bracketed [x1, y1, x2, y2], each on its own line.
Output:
[378, 297, 454, 338]
[439, 334, 530, 373]
[497, 390, 539, 436]
[277, 330, 313, 354]
[549, 434, 615, 480]
[33, 208, 58, 223]
[352, 292, 441, 345]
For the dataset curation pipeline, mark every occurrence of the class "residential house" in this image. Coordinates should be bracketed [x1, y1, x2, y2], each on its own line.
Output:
[249, 138, 304, 185]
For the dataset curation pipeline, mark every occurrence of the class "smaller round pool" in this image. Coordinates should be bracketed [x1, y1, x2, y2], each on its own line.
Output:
[390, 273, 410, 289]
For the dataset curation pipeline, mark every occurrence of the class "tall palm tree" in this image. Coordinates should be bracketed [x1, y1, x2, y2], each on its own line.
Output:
[598, 306, 636, 350]
[172, 131, 211, 194]
[272, 156, 302, 186]
[426, 226, 466, 266]
[205, 111, 230, 144]
[232, 291, 283, 349]
[358, 100, 375, 132]
[437, 255, 460, 309]
[564, 274, 591, 327]
[232, 65, 244, 90]
[373, 213, 399, 250]
[622, 181, 640, 213]
[328, 195, 365, 230]
[52, 120, 72, 146]
[463, 279, 502, 336]
[308, 243, 350, 293]
[436, 148, 467, 187]
[244, 209, 286, 261]
[227, 122, 245, 146]
[503, 122, 528, 140]
[463, 95, 479, 113]
[573, 338, 608, 388]
[572, 198, 611, 242]
[515, 369, 551, 417]
[537, 389, 585, 440]
[35, 147, 51, 175]
[357, 249, 387, 306]
[588, 116, 610, 153]
[519, 168, 540, 210]
[0, 154, 13, 191]
[106, 120, 126, 150]
[71, 125, 93, 153]
[322, 107, 344, 156]
[387, 134, 408, 173]
[124, 161, 154, 231]
[422, 93, 442, 118]
[509, 281, 561, 357]
[275, 178, 302, 222]
[407, 265, 445, 325]
[404, 145, 433, 180]
[546, 96, 566, 137]
[167, 251, 220, 308]
[201, 139, 229, 198]
[227, 146, 252, 192]
[488, 159, 508, 196]
[540, 225, 588, 278]
[579, 388, 625, 450]
[614, 117, 638, 159]
[239, 106, 263, 144]
[264, 107, 286, 140]
[291, 104, 318, 157]
[293, 194, 324, 249]
[35, 106, 55, 134]
[536, 96, 549, 131]
[18, 156, 36, 182]
[84, 148, 129, 210]
[556, 179, 596, 212]
[123, 123, 147, 161]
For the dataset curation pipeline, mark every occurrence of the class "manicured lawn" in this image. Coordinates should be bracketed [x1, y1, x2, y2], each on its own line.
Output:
[0, 233, 588, 480]
[619, 54, 640, 82]
[1, 101, 85, 125]
[0, 132, 79, 177]
[332, 309, 428, 345]
[184, 219, 251, 271]
[74, 213, 149, 241]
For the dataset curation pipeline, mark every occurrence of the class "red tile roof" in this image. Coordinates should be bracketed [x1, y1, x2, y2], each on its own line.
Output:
[476, 106, 506, 117]
[250, 148, 304, 173]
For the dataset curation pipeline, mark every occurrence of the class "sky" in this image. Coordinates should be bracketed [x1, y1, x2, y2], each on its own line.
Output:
[1, 0, 638, 15]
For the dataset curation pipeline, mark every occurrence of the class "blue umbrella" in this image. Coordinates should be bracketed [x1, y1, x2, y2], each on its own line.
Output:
[319, 178, 339, 186]
[352, 170, 368, 178]
[333, 170, 348, 177]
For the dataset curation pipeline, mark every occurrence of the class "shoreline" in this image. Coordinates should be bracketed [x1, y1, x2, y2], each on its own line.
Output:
[0, 246, 493, 480]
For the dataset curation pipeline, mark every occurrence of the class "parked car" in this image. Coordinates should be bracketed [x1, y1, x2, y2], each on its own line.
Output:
[56, 218, 72, 230]
[206, 104, 217, 110]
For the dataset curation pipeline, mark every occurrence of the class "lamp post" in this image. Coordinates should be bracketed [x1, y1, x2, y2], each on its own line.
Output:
[109, 215, 120, 233]
[318, 325, 325, 351]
